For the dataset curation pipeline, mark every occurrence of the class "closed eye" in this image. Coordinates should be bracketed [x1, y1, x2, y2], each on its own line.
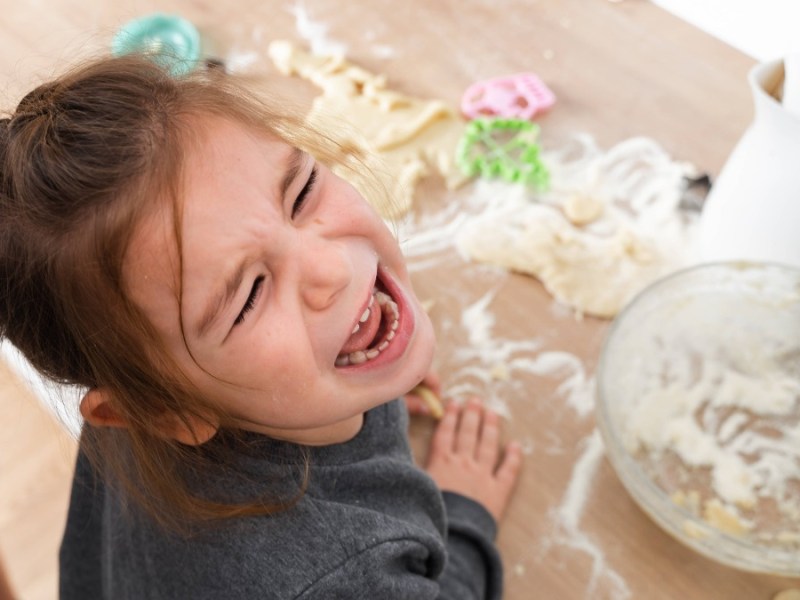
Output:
[234, 275, 265, 325]
[292, 166, 317, 218]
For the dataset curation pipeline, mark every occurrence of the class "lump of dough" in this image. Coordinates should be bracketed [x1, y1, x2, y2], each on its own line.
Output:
[563, 193, 603, 225]
[457, 207, 666, 318]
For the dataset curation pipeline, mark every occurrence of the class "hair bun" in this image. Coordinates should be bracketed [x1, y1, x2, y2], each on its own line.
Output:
[13, 83, 58, 123]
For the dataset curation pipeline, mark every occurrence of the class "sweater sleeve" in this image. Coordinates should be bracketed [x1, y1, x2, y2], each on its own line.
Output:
[295, 492, 503, 600]
[439, 491, 503, 600]
[296, 516, 502, 600]
[294, 538, 441, 600]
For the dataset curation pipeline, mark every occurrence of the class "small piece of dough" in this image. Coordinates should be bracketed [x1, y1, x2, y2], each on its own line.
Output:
[563, 193, 603, 225]
[411, 384, 445, 419]
[702, 498, 750, 537]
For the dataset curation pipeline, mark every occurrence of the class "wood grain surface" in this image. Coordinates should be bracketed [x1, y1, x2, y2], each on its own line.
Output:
[1, 1, 796, 599]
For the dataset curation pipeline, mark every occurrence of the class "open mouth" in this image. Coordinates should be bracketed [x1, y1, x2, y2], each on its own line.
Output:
[335, 271, 402, 368]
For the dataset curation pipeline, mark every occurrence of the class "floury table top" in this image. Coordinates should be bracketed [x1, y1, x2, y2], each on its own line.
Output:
[2, 1, 795, 598]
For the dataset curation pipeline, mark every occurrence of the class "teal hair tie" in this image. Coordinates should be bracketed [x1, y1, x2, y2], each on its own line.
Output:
[112, 13, 201, 77]
[456, 117, 549, 189]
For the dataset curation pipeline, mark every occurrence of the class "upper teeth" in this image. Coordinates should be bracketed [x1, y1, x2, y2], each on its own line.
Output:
[337, 290, 400, 367]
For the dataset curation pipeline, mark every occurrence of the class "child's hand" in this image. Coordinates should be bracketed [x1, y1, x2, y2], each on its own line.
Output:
[425, 398, 523, 522]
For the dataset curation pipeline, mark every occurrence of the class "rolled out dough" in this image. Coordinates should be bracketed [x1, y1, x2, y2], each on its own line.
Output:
[268, 41, 468, 217]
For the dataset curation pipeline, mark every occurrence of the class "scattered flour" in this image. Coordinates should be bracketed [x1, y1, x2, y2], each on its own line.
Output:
[222, 24, 265, 74]
[512, 352, 596, 418]
[287, 1, 348, 57]
[445, 289, 544, 416]
[540, 431, 632, 600]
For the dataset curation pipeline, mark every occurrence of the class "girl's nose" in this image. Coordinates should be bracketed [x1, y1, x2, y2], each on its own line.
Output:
[299, 239, 352, 311]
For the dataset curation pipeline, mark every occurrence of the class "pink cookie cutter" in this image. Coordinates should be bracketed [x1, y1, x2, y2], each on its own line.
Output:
[461, 73, 556, 121]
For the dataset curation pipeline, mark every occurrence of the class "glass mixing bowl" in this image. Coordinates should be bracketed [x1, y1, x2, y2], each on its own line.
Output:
[596, 262, 800, 575]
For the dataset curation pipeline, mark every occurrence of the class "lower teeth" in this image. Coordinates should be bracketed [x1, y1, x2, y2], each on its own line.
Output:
[336, 292, 399, 367]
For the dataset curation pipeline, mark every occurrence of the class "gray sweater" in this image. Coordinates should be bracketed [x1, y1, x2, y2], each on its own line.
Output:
[59, 399, 503, 598]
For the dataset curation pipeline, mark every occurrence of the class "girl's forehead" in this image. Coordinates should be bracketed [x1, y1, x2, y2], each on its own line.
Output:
[179, 118, 295, 228]
[183, 115, 289, 166]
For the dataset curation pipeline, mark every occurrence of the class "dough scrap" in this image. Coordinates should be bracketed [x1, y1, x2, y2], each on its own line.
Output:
[268, 41, 468, 217]
[702, 498, 751, 536]
[563, 193, 603, 225]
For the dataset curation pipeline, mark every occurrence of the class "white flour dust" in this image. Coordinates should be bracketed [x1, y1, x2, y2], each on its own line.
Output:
[513, 352, 596, 418]
[288, 1, 348, 57]
[220, 24, 265, 75]
[540, 431, 632, 600]
[446, 290, 544, 416]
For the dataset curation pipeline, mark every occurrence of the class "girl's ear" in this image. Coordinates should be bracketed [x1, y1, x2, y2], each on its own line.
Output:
[80, 388, 127, 428]
[80, 388, 219, 446]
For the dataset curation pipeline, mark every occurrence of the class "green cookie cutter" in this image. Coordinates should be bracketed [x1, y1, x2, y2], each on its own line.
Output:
[112, 13, 201, 77]
[456, 117, 549, 189]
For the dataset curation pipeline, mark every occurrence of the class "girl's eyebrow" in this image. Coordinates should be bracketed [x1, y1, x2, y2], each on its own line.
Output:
[194, 147, 305, 339]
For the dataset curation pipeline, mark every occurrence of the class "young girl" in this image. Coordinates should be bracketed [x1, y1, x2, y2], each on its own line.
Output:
[0, 55, 522, 599]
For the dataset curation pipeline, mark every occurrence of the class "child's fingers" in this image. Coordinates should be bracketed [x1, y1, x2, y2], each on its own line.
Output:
[476, 408, 500, 466]
[455, 398, 482, 455]
[494, 441, 524, 489]
[430, 400, 458, 455]
[403, 393, 430, 416]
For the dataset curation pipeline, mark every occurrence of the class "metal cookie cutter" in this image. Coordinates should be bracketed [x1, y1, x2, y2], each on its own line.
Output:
[461, 73, 556, 120]
[456, 117, 549, 189]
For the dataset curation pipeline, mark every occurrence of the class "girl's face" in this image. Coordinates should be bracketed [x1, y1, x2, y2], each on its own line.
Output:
[124, 116, 435, 445]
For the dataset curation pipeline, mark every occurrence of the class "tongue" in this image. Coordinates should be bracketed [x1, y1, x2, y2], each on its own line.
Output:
[339, 298, 382, 355]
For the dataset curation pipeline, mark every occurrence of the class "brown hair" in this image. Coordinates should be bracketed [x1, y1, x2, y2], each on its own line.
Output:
[0, 54, 371, 531]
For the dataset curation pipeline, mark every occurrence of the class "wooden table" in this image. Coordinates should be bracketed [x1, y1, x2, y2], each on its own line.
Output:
[1, 1, 796, 598]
